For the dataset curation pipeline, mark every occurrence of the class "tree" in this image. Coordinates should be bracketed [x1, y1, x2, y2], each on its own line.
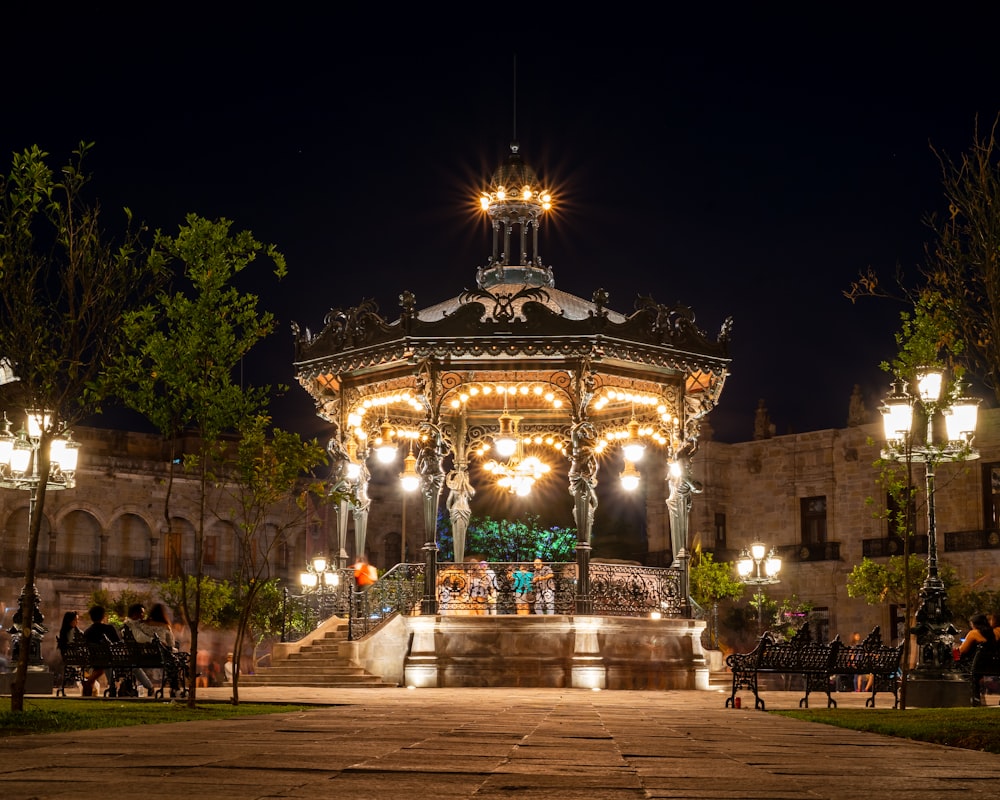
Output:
[688, 548, 743, 649]
[436, 513, 577, 562]
[0, 144, 161, 711]
[846, 115, 1000, 401]
[847, 554, 959, 613]
[108, 213, 285, 707]
[217, 413, 328, 704]
[155, 575, 235, 630]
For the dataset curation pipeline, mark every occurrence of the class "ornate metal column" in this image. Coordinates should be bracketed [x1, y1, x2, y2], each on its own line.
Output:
[569, 418, 598, 614]
[351, 460, 371, 561]
[418, 422, 446, 615]
[666, 441, 700, 618]
[445, 412, 474, 565]
[328, 436, 359, 569]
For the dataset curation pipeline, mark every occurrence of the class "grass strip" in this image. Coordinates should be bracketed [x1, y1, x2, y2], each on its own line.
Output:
[774, 707, 1000, 753]
[0, 698, 312, 737]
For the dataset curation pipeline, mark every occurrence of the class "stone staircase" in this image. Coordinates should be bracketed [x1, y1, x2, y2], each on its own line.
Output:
[239, 619, 396, 688]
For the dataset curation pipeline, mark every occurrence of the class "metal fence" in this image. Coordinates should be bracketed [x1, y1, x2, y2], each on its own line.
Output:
[344, 560, 683, 640]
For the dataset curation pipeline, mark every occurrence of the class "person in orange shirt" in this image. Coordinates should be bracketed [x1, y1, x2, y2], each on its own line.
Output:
[353, 555, 378, 588]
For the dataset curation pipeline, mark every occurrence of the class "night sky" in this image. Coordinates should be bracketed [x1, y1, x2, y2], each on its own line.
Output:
[5, 11, 1000, 445]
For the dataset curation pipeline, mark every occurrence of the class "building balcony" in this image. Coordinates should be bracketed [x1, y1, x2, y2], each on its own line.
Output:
[861, 535, 929, 558]
[778, 541, 841, 562]
[944, 529, 1000, 552]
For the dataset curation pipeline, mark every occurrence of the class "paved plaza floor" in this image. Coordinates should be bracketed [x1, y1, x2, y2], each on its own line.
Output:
[3, 684, 999, 799]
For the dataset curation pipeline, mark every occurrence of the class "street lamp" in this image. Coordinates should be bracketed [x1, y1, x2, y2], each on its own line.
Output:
[879, 367, 979, 705]
[300, 553, 340, 619]
[0, 410, 80, 673]
[736, 541, 781, 634]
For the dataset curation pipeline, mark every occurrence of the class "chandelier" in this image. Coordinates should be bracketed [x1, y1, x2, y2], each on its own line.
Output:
[484, 413, 550, 496]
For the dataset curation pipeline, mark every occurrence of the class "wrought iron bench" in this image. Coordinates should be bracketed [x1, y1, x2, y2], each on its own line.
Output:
[726, 623, 901, 711]
[57, 634, 188, 699]
[817, 627, 901, 709]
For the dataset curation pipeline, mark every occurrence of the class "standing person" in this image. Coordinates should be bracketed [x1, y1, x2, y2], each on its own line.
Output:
[121, 603, 156, 696]
[467, 561, 489, 615]
[224, 652, 236, 683]
[532, 558, 555, 615]
[480, 561, 498, 615]
[81, 605, 120, 697]
[512, 563, 533, 615]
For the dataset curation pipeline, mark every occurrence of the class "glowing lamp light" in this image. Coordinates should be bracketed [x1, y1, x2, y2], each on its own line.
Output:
[946, 383, 980, 443]
[916, 367, 944, 404]
[622, 418, 645, 463]
[494, 412, 518, 457]
[880, 380, 913, 443]
[399, 450, 420, 492]
[736, 549, 753, 577]
[10, 436, 32, 474]
[620, 460, 640, 491]
[765, 551, 782, 578]
[26, 410, 50, 439]
[374, 421, 398, 463]
[300, 571, 318, 588]
[0, 415, 13, 465]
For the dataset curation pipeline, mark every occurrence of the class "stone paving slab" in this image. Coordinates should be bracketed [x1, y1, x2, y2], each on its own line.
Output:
[3, 686, 1000, 800]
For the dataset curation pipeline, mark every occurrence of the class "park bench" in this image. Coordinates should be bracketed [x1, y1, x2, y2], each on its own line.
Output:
[57, 634, 188, 699]
[725, 623, 902, 711]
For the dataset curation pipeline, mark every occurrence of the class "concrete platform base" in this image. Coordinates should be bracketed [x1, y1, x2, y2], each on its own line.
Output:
[0, 669, 54, 695]
[397, 614, 709, 690]
[905, 675, 972, 708]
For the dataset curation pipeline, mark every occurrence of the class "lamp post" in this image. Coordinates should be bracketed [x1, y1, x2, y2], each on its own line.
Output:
[736, 542, 781, 635]
[0, 410, 80, 685]
[879, 367, 979, 707]
[299, 553, 340, 621]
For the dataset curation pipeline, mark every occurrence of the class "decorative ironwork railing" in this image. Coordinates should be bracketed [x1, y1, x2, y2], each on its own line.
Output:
[944, 529, 1000, 552]
[783, 541, 841, 562]
[346, 561, 683, 640]
[862, 535, 929, 558]
[349, 563, 425, 640]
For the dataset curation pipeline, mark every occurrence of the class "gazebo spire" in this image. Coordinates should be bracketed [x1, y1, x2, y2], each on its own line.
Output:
[476, 141, 555, 290]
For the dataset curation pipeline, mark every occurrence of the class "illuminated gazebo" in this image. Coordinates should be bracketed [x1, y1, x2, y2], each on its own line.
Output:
[293, 141, 731, 618]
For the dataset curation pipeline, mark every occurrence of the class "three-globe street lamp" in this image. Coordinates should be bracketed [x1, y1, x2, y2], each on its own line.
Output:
[300, 553, 341, 619]
[879, 367, 979, 698]
[0, 410, 80, 670]
[736, 542, 782, 635]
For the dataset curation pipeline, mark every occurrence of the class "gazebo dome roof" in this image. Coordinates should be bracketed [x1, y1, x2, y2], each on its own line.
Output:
[417, 282, 628, 325]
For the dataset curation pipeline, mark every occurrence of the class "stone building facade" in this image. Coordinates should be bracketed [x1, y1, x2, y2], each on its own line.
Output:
[0, 424, 421, 667]
[678, 405, 1000, 643]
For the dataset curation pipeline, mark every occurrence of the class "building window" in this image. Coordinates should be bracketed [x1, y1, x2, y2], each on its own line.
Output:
[204, 535, 217, 566]
[714, 512, 727, 549]
[800, 496, 827, 547]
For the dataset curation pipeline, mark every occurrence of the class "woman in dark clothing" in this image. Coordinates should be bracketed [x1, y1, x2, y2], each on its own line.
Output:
[959, 613, 998, 659]
[56, 611, 82, 654]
